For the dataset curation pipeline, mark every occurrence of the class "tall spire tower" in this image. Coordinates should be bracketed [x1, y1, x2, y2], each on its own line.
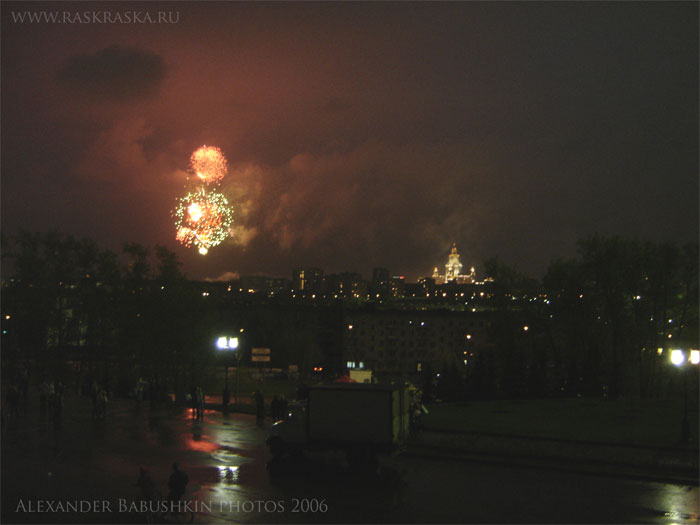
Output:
[445, 243, 463, 282]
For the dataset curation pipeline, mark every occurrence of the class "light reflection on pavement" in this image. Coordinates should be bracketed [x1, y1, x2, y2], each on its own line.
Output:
[2, 394, 698, 524]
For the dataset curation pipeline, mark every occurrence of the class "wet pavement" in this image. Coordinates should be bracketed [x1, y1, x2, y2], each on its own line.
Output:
[2, 393, 698, 524]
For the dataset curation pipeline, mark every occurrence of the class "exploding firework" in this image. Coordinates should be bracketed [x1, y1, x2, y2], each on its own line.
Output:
[189, 145, 228, 185]
[174, 189, 234, 254]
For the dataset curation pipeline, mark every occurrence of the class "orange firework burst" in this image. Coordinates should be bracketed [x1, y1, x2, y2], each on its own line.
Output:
[189, 145, 228, 185]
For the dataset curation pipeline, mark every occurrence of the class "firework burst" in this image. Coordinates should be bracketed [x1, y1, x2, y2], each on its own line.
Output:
[189, 145, 228, 185]
[174, 189, 234, 254]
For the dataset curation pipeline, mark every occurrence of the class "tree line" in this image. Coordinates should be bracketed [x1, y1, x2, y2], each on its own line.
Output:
[454, 234, 698, 400]
[2, 231, 216, 396]
[1, 230, 697, 400]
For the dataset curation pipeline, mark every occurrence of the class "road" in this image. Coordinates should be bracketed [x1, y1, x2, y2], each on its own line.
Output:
[2, 394, 698, 524]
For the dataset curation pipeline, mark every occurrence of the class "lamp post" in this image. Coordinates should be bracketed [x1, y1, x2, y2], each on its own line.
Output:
[671, 349, 699, 444]
[216, 336, 239, 409]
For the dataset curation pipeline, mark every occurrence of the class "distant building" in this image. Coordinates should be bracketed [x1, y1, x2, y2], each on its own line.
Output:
[293, 268, 323, 292]
[432, 243, 477, 284]
[369, 267, 391, 299]
[326, 272, 367, 298]
[418, 277, 436, 296]
[240, 275, 290, 295]
[390, 275, 405, 298]
[342, 308, 492, 378]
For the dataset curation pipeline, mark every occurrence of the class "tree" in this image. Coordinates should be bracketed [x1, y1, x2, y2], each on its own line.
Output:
[544, 234, 698, 398]
[482, 257, 541, 398]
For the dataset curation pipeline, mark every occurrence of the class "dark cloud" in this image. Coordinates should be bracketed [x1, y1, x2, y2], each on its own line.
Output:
[2, 2, 697, 282]
[57, 45, 166, 100]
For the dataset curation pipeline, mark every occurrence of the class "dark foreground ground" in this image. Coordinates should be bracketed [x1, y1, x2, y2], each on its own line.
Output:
[2, 392, 698, 524]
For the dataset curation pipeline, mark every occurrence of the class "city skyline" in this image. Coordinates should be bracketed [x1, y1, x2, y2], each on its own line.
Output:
[209, 241, 484, 284]
[2, 2, 697, 283]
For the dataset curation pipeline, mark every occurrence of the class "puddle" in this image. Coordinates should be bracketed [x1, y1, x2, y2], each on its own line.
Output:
[664, 510, 698, 521]
[210, 447, 251, 467]
[217, 465, 240, 484]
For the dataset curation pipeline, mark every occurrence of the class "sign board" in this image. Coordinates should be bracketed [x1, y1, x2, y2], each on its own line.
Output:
[251, 355, 271, 362]
[252, 347, 271, 355]
[349, 369, 373, 384]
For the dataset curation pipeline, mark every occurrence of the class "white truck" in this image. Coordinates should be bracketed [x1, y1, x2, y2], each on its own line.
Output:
[266, 383, 410, 470]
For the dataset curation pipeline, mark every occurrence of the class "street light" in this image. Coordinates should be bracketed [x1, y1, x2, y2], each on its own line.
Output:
[217, 337, 239, 351]
[671, 349, 685, 366]
[216, 336, 240, 409]
[690, 350, 700, 365]
[670, 349, 699, 443]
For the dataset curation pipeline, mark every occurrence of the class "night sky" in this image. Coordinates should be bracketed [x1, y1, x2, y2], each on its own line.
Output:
[2, 2, 698, 282]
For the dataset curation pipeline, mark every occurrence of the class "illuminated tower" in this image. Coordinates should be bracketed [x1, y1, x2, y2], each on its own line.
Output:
[445, 243, 463, 282]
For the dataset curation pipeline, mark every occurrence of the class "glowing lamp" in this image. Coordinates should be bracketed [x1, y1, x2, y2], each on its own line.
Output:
[671, 349, 684, 366]
[216, 337, 238, 350]
[690, 350, 700, 365]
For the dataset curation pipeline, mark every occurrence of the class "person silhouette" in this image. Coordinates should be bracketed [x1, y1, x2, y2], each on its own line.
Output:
[167, 462, 189, 505]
